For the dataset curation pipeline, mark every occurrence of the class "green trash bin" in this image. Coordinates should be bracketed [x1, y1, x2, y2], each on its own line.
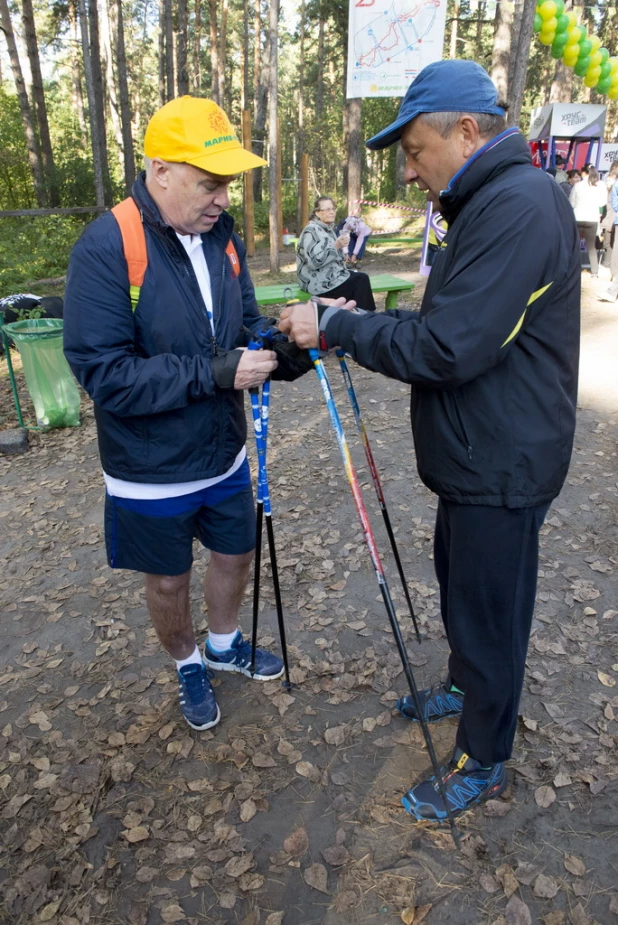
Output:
[3, 319, 81, 428]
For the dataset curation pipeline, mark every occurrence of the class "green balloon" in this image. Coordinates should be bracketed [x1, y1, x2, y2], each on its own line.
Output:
[577, 25, 587, 40]
[553, 31, 569, 47]
[600, 61, 612, 79]
[579, 38, 592, 56]
[554, 0, 565, 13]
[555, 14, 569, 32]
[534, 11, 542, 32]
[599, 47, 609, 64]
[597, 77, 612, 93]
[574, 58, 590, 76]
[551, 42, 564, 57]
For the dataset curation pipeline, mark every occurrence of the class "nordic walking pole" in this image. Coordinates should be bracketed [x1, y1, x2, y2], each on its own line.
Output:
[335, 350, 421, 644]
[309, 348, 460, 845]
[247, 336, 292, 689]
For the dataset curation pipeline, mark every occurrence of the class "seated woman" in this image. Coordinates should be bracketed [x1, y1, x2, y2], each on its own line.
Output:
[296, 197, 377, 311]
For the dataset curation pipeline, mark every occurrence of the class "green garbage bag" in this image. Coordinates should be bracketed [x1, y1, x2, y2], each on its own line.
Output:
[3, 319, 81, 428]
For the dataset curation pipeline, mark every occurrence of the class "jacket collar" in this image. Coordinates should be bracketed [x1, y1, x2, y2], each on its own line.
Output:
[438, 128, 530, 224]
[131, 172, 235, 244]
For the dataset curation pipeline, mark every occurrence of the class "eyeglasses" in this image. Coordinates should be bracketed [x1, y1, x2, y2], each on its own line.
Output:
[318, 205, 336, 212]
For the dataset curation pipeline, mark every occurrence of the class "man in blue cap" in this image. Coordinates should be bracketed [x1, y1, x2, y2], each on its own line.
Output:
[280, 60, 581, 823]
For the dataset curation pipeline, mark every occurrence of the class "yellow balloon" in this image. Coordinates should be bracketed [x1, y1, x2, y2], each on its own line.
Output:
[566, 10, 577, 27]
[539, 30, 556, 45]
[610, 58, 618, 74]
[541, 16, 558, 32]
[611, 74, 618, 86]
[566, 28, 580, 46]
[589, 51, 602, 67]
[589, 34, 601, 51]
[563, 49, 579, 66]
[608, 86, 618, 100]
[538, 0, 557, 18]
[587, 65, 602, 78]
[584, 74, 599, 88]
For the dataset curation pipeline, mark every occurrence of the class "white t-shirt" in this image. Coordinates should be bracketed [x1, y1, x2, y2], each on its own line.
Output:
[103, 232, 245, 500]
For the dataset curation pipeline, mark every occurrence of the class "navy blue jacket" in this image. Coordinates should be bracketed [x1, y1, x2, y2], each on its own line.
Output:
[63, 175, 268, 482]
[323, 130, 581, 508]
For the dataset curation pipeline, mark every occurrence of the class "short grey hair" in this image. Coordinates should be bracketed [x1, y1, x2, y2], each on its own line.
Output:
[420, 104, 508, 140]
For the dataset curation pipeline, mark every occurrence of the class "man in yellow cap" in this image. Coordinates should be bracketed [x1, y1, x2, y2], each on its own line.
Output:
[64, 97, 309, 731]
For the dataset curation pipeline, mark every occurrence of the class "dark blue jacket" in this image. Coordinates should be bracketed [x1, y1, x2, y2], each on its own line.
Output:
[63, 175, 267, 482]
[323, 130, 581, 508]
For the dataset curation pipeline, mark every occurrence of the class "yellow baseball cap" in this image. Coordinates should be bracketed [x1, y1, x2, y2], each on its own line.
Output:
[144, 96, 267, 175]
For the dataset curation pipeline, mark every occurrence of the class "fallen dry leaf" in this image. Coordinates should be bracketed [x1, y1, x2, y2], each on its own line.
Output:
[597, 670, 616, 688]
[283, 826, 309, 857]
[564, 854, 586, 877]
[123, 826, 149, 843]
[324, 725, 346, 746]
[506, 895, 532, 925]
[533, 873, 559, 899]
[240, 799, 257, 823]
[496, 864, 519, 899]
[264, 914, 284, 925]
[252, 752, 276, 768]
[304, 862, 329, 893]
[160, 904, 186, 923]
[321, 844, 349, 866]
[535, 786, 556, 808]
[224, 854, 254, 878]
[542, 912, 565, 925]
[295, 760, 320, 782]
[38, 901, 61, 921]
[609, 895, 618, 915]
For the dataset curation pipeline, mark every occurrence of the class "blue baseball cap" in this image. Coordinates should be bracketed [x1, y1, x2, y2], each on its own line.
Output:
[366, 60, 505, 150]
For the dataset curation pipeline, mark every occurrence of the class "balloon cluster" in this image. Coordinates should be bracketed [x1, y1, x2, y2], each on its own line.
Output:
[534, 1, 618, 99]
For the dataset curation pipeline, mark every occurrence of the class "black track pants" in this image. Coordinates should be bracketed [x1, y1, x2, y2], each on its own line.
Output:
[433, 499, 550, 766]
[319, 270, 377, 312]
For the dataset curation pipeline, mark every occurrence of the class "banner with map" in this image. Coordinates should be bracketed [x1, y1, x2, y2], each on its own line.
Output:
[346, 0, 448, 99]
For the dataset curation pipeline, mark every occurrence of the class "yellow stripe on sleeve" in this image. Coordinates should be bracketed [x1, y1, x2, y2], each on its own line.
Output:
[501, 282, 553, 348]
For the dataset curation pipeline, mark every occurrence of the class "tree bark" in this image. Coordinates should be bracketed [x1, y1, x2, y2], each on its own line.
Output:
[20, 0, 59, 205]
[316, 11, 325, 122]
[490, 0, 513, 100]
[176, 0, 188, 95]
[549, 60, 573, 102]
[87, 0, 113, 203]
[346, 98, 362, 213]
[0, 0, 45, 205]
[158, 0, 166, 105]
[193, 0, 201, 92]
[68, 0, 88, 146]
[268, 0, 280, 272]
[163, 0, 174, 101]
[208, 0, 220, 104]
[241, 0, 249, 110]
[450, 1, 459, 58]
[253, 0, 261, 117]
[100, 0, 124, 154]
[218, 0, 228, 108]
[253, 18, 270, 203]
[77, 0, 112, 206]
[296, 0, 305, 233]
[508, 0, 536, 126]
[115, 0, 135, 191]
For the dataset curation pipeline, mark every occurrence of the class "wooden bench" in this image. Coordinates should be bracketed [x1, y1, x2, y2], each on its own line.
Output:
[254, 273, 415, 311]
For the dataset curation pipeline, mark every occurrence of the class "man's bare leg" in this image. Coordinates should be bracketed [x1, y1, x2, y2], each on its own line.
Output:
[204, 550, 254, 632]
[144, 571, 196, 660]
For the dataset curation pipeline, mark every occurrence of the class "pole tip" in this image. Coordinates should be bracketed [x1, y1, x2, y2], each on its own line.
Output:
[281, 680, 293, 691]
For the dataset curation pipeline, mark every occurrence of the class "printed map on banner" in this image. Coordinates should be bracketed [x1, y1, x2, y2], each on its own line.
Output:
[347, 0, 447, 99]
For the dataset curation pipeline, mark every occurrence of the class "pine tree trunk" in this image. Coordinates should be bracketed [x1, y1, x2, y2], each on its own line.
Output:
[158, 0, 165, 105]
[193, 0, 201, 92]
[218, 0, 228, 107]
[549, 60, 573, 102]
[346, 98, 362, 213]
[115, 0, 135, 191]
[316, 12, 325, 121]
[69, 0, 88, 145]
[208, 0, 220, 104]
[253, 0, 261, 116]
[88, 0, 113, 203]
[253, 21, 270, 203]
[268, 0, 280, 272]
[20, 0, 59, 205]
[241, 0, 249, 110]
[176, 0, 188, 94]
[450, 1, 459, 58]
[77, 0, 110, 206]
[0, 0, 45, 205]
[296, 0, 305, 233]
[490, 0, 513, 100]
[508, 0, 536, 126]
[100, 0, 124, 154]
[163, 0, 174, 100]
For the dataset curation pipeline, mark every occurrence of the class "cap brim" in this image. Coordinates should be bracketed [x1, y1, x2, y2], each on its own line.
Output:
[365, 110, 420, 150]
[187, 145, 267, 175]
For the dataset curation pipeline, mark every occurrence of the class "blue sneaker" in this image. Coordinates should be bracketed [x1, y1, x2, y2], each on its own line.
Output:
[204, 631, 284, 681]
[402, 748, 507, 822]
[397, 677, 464, 723]
[177, 662, 221, 731]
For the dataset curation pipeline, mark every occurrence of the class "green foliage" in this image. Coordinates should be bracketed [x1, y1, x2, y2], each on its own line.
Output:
[0, 87, 36, 210]
[0, 215, 86, 296]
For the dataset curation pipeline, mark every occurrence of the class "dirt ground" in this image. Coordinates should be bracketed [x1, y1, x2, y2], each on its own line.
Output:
[0, 243, 617, 925]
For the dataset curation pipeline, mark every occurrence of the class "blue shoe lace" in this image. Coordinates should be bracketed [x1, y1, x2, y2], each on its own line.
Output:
[180, 663, 215, 704]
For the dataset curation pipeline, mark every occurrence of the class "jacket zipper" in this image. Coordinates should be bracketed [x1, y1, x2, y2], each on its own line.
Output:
[452, 396, 473, 460]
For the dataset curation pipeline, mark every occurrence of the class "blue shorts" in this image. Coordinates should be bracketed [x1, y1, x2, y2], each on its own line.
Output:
[104, 459, 255, 575]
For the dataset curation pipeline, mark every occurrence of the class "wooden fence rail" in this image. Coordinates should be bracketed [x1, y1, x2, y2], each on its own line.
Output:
[0, 207, 107, 218]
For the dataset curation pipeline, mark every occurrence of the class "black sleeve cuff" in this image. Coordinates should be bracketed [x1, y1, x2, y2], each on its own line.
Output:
[211, 350, 242, 389]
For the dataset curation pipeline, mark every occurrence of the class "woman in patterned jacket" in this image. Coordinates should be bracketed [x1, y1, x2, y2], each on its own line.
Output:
[296, 197, 377, 310]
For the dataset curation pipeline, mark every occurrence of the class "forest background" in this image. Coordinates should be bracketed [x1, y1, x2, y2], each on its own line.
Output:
[1, 0, 618, 290]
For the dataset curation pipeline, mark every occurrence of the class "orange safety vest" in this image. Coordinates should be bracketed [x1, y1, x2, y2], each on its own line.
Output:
[111, 197, 240, 312]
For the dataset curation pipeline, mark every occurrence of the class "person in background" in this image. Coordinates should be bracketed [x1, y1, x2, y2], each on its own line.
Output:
[599, 160, 618, 275]
[569, 164, 606, 276]
[559, 169, 581, 200]
[296, 197, 377, 311]
[554, 154, 567, 184]
[599, 163, 618, 302]
[336, 213, 373, 265]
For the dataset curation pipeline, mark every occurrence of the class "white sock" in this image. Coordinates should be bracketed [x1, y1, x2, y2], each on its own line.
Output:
[175, 645, 202, 670]
[207, 629, 240, 652]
